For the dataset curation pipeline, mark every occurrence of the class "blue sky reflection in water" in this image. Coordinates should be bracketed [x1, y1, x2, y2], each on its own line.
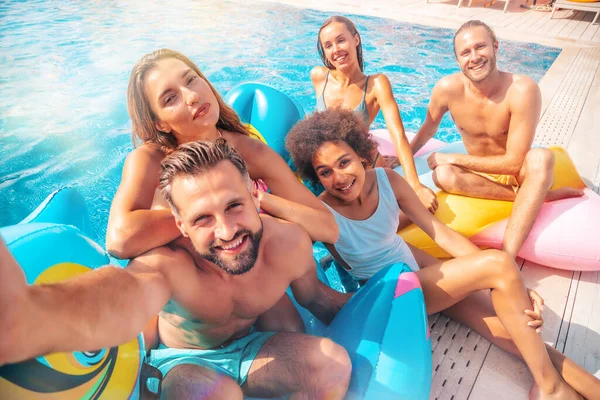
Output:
[0, 0, 560, 243]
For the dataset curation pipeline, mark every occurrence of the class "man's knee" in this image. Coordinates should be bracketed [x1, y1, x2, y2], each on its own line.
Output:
[162, 364, 243, 400]
[432, 164, 459, 190]
[305, 338, 352, 392]
[524, 148, 554, 178]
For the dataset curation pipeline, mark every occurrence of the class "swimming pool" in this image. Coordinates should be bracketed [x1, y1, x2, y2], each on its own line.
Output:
[0, 0, 560, 243]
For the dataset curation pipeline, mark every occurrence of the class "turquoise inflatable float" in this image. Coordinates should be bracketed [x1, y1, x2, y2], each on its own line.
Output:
[0, 83, 432, 399]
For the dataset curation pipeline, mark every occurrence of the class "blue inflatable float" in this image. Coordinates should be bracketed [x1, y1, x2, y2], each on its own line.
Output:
[0, 83, 432, 400]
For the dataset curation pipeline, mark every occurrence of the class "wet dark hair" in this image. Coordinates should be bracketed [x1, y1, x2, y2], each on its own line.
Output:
[159, 138, 249, 215]
[317, 16, 364, 72]
[453, 20, 497, 56]
[286, 110, 377, 184]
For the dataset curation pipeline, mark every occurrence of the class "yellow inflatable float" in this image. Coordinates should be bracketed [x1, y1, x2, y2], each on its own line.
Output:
[399, 146, 586, 258]
[393, 142, 600, 271]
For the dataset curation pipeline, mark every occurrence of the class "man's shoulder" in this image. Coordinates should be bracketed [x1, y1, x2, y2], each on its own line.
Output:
[262, 215, 310, 243]
[261, 216, 312, 256]
[433, 73, 463, 97]
[507, 73, 539, 94]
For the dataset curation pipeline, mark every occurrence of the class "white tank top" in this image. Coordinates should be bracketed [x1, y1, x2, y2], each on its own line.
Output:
[324, 168, 419, 280]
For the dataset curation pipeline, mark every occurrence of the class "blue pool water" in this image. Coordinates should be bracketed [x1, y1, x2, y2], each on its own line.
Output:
[0, 0, 560, 243]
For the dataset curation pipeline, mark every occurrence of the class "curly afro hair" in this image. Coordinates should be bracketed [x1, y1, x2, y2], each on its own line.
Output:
[286, 109, 378, 184]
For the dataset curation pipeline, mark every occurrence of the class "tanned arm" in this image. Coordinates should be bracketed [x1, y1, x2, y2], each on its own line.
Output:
[106, 146, 181, 259]
[428, 78, 541, 175]
[258, 191, 338, 244]
[287, 226, 351, 324]
[0, 241, 172, 366]
[374, 74, 437, 212]
[386, 169, 480, 258]
[411, 78, 451, 154]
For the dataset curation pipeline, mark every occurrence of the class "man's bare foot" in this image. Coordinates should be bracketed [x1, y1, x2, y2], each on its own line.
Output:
[545, 187, 585, 202]
[529, 381, 583, 400]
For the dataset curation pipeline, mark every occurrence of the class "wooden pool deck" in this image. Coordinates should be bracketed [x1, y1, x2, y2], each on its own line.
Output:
[259, 0, 600, 397]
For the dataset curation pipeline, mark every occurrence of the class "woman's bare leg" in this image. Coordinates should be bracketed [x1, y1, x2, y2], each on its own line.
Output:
[416, 249, 579, 399]
[409, 243, 598, 397]
[444, 291, 600, 399]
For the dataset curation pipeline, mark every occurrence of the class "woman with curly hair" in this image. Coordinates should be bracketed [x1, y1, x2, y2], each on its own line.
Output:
[312, 16, 438, 213]
[286, 109, 599, 400]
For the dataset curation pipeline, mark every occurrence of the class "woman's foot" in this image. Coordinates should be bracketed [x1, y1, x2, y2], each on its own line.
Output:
[545, 187, 585, 202]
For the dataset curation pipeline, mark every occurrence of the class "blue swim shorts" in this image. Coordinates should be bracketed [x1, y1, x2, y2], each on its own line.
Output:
[146, 329, 276, 393]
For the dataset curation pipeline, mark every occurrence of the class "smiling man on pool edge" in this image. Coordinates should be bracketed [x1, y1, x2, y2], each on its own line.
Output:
[411, 20, 584, 261]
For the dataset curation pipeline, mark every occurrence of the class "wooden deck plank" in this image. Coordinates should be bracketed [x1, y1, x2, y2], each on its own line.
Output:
[558, 10, 590, 39]
[580, 20, 600, 42]
[533, 11, 568, 34]
[537, 47, 579, 119]
[562, 48, 600, 182]
[536, 47, 598, 148]
[469, 346, 532, 399]
[530, 12, 557, 34]
[498, 8, 530, 27]
[429, 314, 491, 400]
[568, 12, 595, 40]
[563, 271, 600, 378]
[513, 8, 549, 31]
[594, 22, 600, 41]
[548, 10, 580, 35]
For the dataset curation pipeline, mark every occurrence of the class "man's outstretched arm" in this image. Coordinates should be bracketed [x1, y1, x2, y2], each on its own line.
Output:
[0, 241, 171, 366]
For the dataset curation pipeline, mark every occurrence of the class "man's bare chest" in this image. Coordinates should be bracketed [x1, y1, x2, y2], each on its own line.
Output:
[166, 270, 291, 324]
[449, 100, 511, 139]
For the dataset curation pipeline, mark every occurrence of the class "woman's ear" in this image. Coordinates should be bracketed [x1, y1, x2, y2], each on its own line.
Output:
[354, 33, 360, 47]
[155, 120, 171, 134]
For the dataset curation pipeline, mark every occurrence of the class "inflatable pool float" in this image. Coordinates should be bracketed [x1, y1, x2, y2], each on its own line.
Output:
[225, 82, 305, 162]
[326, 263, 431, 399]
[371, 129, 599, 271]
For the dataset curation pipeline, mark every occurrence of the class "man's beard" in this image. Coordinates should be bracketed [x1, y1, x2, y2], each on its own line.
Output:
[198, 223, 263, 275]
